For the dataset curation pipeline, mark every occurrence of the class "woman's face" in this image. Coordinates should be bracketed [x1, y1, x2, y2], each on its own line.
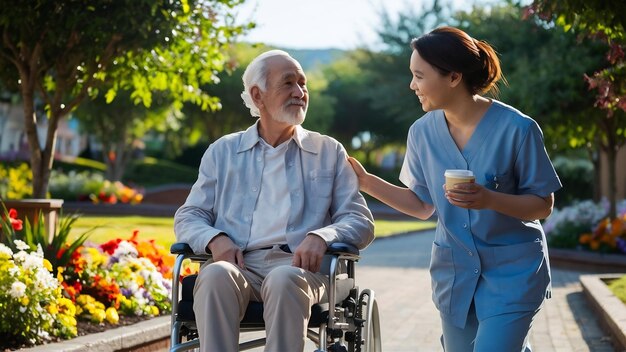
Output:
[409, 50, 451, 112]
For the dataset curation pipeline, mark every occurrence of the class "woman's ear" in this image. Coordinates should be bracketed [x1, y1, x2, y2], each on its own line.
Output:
[449, 72, 463, 88]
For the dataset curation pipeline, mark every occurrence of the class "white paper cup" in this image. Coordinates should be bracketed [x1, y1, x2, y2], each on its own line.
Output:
[444, 169, 475, 190]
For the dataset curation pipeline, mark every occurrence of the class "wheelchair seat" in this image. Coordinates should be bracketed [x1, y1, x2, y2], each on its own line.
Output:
[169, 242, 381, 352]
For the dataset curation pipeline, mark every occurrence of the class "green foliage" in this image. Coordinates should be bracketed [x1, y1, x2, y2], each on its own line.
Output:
[54, 157, 107, 173]
[123, 157, 198, 187]
[529, 0, 626, 219]
[530, 0, 625, 42]
[552, 156, 594, 207]
[456, 3, 607, 151]
[346, 1, 451, 147]
[0, 163, 33, 200]
[0, 0, 252, 198]
[608, 276, 626, 304]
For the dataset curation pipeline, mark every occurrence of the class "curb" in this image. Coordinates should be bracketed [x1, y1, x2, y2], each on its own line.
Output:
[580, 274, 626, 351]
[550, 248, 626, 268]
[24, 316, 170, 352]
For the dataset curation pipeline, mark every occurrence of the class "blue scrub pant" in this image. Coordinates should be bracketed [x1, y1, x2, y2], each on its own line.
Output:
[441, 303, 538, 352]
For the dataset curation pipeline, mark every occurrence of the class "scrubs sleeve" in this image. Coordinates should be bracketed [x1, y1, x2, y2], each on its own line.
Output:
[515, 121, 562, 197]
[399, 128, 433, 204]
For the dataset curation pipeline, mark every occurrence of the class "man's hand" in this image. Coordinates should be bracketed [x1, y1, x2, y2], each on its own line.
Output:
[292, 234, 328, 272]
[207, 234, 244, 269]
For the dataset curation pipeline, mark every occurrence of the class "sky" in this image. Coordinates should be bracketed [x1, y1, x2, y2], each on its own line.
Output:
[233, 0, 494, 50]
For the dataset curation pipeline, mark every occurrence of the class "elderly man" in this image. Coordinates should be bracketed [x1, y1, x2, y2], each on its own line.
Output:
[174, 50, 375, 352]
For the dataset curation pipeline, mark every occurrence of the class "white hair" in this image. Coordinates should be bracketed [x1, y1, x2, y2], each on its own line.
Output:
[241, 50, 295, 117]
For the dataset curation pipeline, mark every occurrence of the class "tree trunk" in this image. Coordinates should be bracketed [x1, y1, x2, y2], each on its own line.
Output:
[588, 146, 602, 203]
[601, 116, 618, 219]
[19, 75, 49, 198]
[606, 145, 617, 219]
[103, 124, 129, 182]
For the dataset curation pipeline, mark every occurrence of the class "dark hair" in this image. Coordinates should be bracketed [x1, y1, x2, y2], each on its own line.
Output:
[410, 26, 505, 96]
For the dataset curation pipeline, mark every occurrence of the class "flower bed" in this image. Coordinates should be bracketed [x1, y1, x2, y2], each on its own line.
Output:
[0, 206, 175, 350]
[544, 198, 626, 253]
[0, 162, 144, 205]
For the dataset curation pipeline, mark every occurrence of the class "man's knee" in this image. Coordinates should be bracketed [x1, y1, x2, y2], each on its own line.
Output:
[195, 261, 242, 294]
[263, 265, 306, 290]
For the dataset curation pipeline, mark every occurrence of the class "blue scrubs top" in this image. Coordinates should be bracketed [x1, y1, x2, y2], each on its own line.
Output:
[399, 100, 562, 328]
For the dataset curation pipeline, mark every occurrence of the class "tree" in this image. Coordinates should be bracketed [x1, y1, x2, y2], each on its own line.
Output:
[0, 0, 250, 198]
[454, 2, 607, 204]
[529, 0, 626, 218]
[74, 89, 173, 181]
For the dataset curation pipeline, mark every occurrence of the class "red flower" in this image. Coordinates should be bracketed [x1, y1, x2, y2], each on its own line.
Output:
[57, 247, 67, 260]
[100, 238, 123, 255]
[8, 208, 23, 231]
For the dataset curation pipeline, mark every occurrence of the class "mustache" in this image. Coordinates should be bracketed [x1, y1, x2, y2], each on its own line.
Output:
[284, 98, 306, 108]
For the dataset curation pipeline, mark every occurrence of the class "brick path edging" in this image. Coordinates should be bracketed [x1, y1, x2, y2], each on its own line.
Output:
[580, 274, 626, 351]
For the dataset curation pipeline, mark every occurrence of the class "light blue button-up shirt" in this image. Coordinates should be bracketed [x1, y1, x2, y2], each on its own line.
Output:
[174, 120, 375, 255]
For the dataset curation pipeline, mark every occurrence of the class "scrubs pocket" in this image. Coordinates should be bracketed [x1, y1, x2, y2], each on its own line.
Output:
[494, 240, 549, 305]
[430, 242, 455, 314]
[485, 172, 516, 194]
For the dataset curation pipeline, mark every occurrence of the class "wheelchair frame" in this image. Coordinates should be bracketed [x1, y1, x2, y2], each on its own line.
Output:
[169, 242, 381, 352]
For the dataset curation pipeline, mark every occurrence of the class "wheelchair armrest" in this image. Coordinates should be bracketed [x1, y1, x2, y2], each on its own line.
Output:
[170, 241, 359, 257]
[327, 242, 359, 256]
[170, 242, 194, 255]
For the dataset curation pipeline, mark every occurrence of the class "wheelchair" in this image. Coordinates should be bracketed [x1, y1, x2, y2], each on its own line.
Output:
[169, 242, 382, 352]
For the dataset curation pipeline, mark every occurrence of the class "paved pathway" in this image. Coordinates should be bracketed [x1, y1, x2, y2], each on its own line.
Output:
[243, 229, 621, 351]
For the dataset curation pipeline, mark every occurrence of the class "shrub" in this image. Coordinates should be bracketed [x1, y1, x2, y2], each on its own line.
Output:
[552, 156, 594, 208]
[123, 157, 198, 187]
[0, 163, 33, 200]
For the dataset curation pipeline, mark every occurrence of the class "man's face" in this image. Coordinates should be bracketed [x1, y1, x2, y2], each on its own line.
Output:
[261, 56, 308, 125]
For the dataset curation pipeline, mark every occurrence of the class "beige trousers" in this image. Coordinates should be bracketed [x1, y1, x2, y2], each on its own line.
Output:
[193, 245, 329, 352]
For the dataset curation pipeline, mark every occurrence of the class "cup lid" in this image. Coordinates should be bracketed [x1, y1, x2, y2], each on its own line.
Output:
[444, 169, 474, 178]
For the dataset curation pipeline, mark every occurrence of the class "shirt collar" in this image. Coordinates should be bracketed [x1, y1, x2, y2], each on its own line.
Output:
[237, 119, 317, 154]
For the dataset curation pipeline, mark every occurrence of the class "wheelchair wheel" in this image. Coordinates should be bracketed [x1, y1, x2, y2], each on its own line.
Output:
[352, 289, 381, 352]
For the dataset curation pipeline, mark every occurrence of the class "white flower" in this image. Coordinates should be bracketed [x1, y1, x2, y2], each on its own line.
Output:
[13, 250, 28, 264]
[112, 241, 138, 259]
[10, 281, 27, 298]
[8, 266, 20, 276]
[22, 254, 43, 271]
[15, 240, 30, 251]
[0, 244, 13, 257]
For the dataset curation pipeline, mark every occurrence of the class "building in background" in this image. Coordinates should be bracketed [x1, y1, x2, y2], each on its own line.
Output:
[0, 100, 87, 162]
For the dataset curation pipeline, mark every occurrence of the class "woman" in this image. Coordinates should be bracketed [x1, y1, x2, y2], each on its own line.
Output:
[348, 26, 561, 351]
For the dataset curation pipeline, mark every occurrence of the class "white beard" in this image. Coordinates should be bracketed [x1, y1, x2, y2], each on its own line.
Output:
[272, 99, 307, 125]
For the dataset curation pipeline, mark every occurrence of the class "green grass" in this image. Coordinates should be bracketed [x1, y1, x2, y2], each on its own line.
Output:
[69, 216, 436, 248]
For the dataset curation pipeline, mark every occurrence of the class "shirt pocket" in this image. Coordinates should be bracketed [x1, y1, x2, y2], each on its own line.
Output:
[484, 172, 516, 194]
[494, 240, 549, 305]
[309, 169, 334, 197]
[429, 242, 455, 314]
